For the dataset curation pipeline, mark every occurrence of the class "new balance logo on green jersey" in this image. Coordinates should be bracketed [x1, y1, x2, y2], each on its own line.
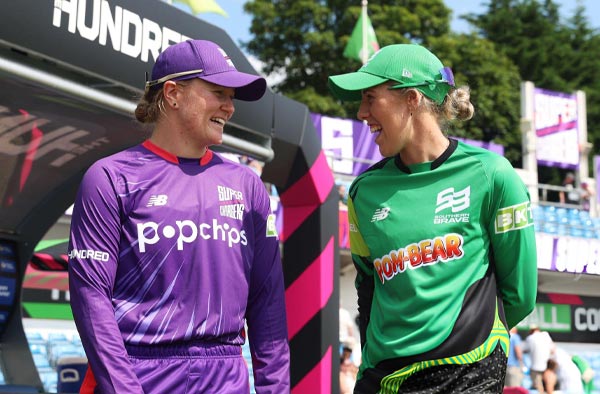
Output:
[495, 202, 533, 233]
[371, 207, 390, 222]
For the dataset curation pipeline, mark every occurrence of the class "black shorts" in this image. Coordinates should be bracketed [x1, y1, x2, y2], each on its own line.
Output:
[354, 343, 507, 394]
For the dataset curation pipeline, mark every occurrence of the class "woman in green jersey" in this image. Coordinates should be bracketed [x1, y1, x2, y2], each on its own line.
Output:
[328, 44, 538, 393]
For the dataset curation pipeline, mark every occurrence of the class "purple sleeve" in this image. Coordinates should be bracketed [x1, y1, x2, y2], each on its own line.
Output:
[245, 180, 290, 393]
[68, 163, 144, 393]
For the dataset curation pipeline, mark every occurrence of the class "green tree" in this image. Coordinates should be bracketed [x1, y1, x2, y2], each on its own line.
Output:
[465, 0, 600, 175]
[243, 0, 526, 164]
[242, 0, 453, 118]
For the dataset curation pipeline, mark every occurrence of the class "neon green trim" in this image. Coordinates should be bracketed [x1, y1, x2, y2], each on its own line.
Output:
[378, 305, 509, 394]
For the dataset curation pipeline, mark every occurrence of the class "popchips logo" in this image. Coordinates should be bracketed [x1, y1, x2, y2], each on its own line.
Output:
[137, 219, 247, 252]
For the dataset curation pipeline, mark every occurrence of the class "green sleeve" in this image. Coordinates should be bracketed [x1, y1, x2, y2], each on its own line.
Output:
[488, 159, 538, 328]
[348, 196, 374, 348]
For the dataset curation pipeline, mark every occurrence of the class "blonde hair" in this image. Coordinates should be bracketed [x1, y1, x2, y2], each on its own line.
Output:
[441, 86, 475, 121]
[134, 87, 165, 124]
[399, 85, 474, 123]
[134, 80, 190, 124]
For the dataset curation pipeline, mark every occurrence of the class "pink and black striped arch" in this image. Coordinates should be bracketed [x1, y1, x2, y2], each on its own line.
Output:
[263, 95, 340, 393]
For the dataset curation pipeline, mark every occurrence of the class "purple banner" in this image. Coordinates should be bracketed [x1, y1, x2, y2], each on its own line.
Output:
[311, 113, 383, 176]
[534, 88, 579, 169]
[536, 233, 600, 276]
[311, 113, 504, 176]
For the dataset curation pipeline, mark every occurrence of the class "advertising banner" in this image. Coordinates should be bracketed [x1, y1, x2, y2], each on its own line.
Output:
[536, 232, 600, 276]
[311, 113, 383, 176]
[518, 292, 600, 343]
[534, 88, 579, 169]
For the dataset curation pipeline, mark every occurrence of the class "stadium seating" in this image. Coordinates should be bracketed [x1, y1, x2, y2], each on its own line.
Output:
[535, 205, 599, 238]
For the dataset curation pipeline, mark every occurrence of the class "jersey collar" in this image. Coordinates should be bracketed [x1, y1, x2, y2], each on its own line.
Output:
[394, 138, 457, 173]
[142, 140, 213, 166]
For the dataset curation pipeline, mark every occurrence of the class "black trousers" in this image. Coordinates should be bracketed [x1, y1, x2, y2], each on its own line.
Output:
[354, 344, 507, 394]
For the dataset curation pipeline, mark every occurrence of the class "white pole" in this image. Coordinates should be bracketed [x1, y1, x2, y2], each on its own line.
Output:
[361, 0, 368, 64]
[520, 81, 539, 204]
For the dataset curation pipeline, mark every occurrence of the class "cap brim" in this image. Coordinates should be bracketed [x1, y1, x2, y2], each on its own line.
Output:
[328, 71, 389, 101]
[200, 71, 267, 101]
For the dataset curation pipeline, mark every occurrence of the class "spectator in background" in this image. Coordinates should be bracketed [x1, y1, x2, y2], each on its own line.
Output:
[559, 172, 580, 206]
[339, 304, 356, 351]
[580, 182, 593, 212]
[572, 354, 595, 394]
[543, 358, 561, 394]
[505, 326, 525, 388]
[337, 183, 348, 207]
[554, 347, 585, 394]
[340, 346, 359, 394]
[524, 324, 556, 393]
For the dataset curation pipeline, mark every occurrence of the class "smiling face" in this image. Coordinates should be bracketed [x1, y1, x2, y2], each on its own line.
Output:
[357, 82, 414, 158]
[176, 78, 235, 149]
[149, 78, 236, 158]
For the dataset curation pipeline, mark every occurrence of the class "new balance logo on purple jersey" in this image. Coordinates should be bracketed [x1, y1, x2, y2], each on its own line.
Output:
[147, 194, 168, 207]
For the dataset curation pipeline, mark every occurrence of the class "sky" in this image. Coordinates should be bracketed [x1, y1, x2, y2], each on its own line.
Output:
[183, 0, 600, 47]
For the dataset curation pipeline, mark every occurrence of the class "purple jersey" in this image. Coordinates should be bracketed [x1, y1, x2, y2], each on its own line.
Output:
[68, 140, 290, 393]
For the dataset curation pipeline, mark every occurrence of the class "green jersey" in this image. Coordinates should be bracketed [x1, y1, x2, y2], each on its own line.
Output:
[348, 139, 537, 380]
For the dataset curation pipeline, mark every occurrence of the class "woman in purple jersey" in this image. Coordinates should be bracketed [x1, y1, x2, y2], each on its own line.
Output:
[69, 39, 290, 394]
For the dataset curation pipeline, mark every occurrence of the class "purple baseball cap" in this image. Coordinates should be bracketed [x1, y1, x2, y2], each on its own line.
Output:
[146, 40, 267, 101]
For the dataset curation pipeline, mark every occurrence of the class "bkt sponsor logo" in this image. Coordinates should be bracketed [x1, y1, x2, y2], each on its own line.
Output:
[495, 202, 533, 234]
[69, 249, 110, 262]
[52, 0, 191, 62]
[137, 219, 247, 252]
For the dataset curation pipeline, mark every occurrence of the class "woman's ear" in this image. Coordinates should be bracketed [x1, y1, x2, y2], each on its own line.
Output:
[406, 89, 422, 110]
[162, 81, 180, 108]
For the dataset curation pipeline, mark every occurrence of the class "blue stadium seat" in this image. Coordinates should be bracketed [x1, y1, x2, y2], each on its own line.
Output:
[25, 331, 44, 342]
[578, 209, 591, 220]
[542, 222, 558, 234]
[569, 227, 584, 238]
[532, 205, 545, 220]
[555, 207, 568, 218]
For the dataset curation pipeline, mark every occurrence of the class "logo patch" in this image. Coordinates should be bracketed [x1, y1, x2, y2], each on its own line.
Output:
[218, 185, 245, 220]
[434, 186, 471, 225]
[266, 214, 278, 237]
[495, 202, 533, 233]
[371, 207, 390, 222]
[435, 186, 470, 213]
[373, 233, 464, 284]
[147, 195, 168, 207]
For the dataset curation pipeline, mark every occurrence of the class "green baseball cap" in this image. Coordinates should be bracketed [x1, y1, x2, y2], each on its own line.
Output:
[328, 44, 455, 104]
